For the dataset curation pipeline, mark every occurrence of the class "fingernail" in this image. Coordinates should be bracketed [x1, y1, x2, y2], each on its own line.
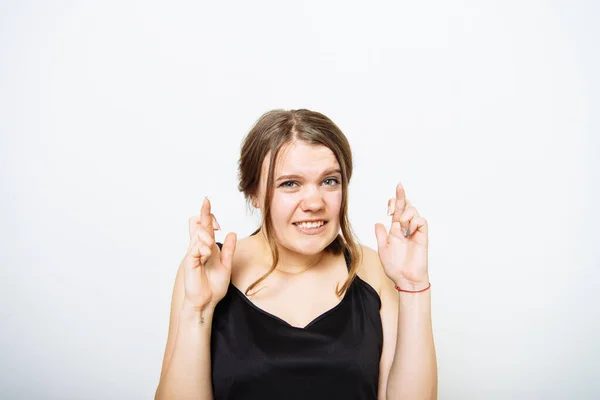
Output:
[387, 204, 393, 216]
[404, 227, 411, 237]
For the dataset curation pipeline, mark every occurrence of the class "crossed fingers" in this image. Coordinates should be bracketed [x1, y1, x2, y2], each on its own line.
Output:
[387, 183, 424, 238]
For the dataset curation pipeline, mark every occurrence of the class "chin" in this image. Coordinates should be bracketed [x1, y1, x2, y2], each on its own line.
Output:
[290, 241, 327, 255]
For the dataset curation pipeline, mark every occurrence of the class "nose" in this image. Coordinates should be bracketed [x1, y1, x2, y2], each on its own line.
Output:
[300, 186, 325, 212]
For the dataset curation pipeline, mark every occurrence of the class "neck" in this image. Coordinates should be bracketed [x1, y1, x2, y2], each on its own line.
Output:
[255, 229, 325, 274]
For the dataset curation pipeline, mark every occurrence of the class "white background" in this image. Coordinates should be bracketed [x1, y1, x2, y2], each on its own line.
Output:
[1, 0, 598, 399]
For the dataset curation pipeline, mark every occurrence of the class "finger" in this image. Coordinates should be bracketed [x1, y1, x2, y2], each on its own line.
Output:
[187, 232, 213, 263]
[201, 198, 218, 241]
[374, 223, 388, 249]
[393, 183, 407, 222]
[408, 216, 428, 237]
[390, 221, 403, 238]
[211, 213, 221, 231]
[399, 206, 419, 235]
[187, 241, 212, 268]
[387, 198, 394, 216]
[199, 243, 212, 266]
[390, 197, 405, 223]
[396, 182, 406, 201]
[220, 232, 237, 270]
[190, 225, 215, 249]
[188, 216, 201, 239]
[190, 213, 219, 238]
[200, 197, 212, 228]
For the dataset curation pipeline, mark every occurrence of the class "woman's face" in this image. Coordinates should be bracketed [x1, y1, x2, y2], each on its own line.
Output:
[256, 140, 343, 256]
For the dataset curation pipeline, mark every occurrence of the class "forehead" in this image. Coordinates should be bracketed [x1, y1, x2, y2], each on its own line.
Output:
[262, 141, 340, 177]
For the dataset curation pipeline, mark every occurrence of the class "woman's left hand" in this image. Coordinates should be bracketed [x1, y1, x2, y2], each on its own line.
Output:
[375, 183, 430, 290]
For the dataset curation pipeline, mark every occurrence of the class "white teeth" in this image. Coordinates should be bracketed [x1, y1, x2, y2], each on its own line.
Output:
[296, 221, 325, 229]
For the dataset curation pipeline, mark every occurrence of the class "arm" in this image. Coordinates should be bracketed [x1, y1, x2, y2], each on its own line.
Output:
[156, 197, 236, 399]
[366, 246, 437, 400]
[154, 263, 215, 399]
[374, 183, 438, 399]
[385, 283, 437, 399]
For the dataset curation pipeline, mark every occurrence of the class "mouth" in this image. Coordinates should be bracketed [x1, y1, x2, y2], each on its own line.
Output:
[292, 220, 328, 235]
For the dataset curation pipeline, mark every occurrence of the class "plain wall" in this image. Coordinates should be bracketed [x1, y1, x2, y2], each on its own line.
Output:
[1, 0, 598, 398]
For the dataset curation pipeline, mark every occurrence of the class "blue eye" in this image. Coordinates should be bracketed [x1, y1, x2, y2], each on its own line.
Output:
[278, 178, 340, 188]
[323, 178, 340, 186]
[279, 181, 298, 188]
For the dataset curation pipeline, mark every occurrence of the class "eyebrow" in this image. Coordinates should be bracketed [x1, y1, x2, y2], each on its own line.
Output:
[275, 168, 342, 181]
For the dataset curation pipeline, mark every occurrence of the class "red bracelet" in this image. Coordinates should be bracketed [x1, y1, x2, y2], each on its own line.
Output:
[395, 282, 431, 293]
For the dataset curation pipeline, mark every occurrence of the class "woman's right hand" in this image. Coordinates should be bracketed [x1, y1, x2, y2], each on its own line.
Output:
[181, 197, 237, 312]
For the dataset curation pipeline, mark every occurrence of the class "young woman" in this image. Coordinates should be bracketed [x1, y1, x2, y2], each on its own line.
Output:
[155, 109, 437, 399]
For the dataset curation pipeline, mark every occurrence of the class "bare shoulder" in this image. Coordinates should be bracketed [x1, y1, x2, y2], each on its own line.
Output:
[217, 235, 254, 263]
[356, 244, 389, 297]
[229, 235, 261, 284]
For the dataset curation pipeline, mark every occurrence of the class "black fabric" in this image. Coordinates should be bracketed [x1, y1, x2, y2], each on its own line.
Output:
[211, 243, 383, 400]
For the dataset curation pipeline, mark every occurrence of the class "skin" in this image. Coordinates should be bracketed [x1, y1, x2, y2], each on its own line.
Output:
[155, 139, 437, 399]
[252, 140, 344, 271]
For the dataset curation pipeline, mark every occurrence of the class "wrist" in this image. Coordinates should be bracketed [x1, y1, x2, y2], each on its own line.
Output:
[179, 306, 215, 329]
[393, 277, 430, 292]
[181, 300, 216, 318]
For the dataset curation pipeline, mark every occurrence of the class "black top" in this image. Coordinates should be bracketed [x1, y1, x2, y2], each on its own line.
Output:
[211, 244, 383, 400]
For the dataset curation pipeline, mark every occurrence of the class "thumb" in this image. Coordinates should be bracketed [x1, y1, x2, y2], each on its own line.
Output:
[220, 232, 237, 269]
[374, 223, 388, 250]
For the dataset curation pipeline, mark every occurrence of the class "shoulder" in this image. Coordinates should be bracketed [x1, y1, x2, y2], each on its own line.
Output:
[229, 235, 263, 286]
[356, 244, 393, 298]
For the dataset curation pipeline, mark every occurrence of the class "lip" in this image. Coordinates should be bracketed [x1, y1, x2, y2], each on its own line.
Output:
[293, 221, 328, 235]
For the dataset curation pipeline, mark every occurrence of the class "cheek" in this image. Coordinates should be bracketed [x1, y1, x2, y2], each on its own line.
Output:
[270, 194, 299, 223]
[326, 191, 343, 212]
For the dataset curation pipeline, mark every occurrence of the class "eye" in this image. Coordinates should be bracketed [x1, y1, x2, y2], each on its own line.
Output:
[323, 177, 340, 186]
[279, 180, 299, 188]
